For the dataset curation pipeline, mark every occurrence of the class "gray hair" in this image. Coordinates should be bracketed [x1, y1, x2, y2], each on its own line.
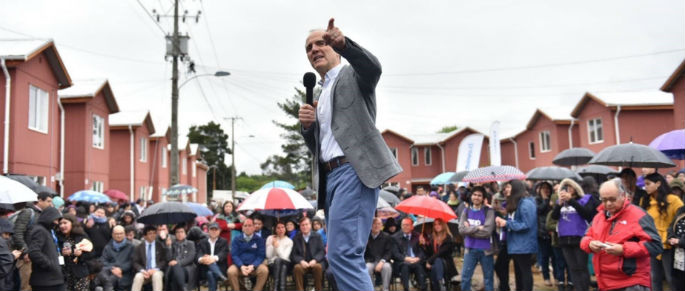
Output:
[606, 177, 627, 196]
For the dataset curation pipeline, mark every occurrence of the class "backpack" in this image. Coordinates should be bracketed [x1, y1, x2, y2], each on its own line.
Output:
[8, 207, 36, 245]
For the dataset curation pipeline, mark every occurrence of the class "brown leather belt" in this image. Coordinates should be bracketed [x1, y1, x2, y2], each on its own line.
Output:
[322, 156, 348, 172]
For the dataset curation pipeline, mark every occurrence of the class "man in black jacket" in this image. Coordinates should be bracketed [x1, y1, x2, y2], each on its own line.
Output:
[197, 223, 229, 291]
[166, 225, 197, 291]
[131, 225, 167, 291]
[13, 191, 51, 291]
[392, 218, 427, 291]
[252, 215, 272, 239]
[366, 217, 393, 291]
[97, 225, 134, 291]
[27, 206, 64, 291]
[0, 217, 20, 291]
[291, 217, 325, 291]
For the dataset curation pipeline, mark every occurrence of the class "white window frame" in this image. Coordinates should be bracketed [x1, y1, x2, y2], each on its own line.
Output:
[529, 141, 536, 159]
[587, 118, 604, 144]
[139, 186, 146, 199]
[411, 147, 419, 166]
[390, 147, 398, 161]
[92, 114, 105, 149]
[28, 85, 49, 133]
[139, 137, 147, 162]
[424, 146, 432, 166]
[92, 181, 104, 193]
[539, 131, 551, 153]
[182, 158, 187, 175]
[161, 146, 167, 168]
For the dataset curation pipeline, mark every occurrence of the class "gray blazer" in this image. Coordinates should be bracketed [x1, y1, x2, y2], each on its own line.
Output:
[301, 37, 402, 210]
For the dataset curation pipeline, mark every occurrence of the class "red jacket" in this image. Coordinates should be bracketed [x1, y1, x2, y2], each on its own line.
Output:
[580, 200, 662, 291]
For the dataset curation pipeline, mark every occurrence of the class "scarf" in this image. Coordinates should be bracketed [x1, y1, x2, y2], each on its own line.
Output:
[112, 238, 128, 251]
[90, 214, 108, 224]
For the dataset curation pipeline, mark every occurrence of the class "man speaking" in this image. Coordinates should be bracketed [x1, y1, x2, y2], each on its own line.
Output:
[299, 18, 402, 290]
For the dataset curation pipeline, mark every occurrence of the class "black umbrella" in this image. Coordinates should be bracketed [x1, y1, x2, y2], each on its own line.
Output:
[575, 165, 618, 176]
[553, 148, 595, 166]
[299, 188, 316, 199]
[382, 185, 400, 194]
[6, 174, 56, 195]
[379, 190, 400, 206]
[589, 143, 676, 168]
[447, 171, 470, 183]
[137, 202, 197, 225]
[526, 166, 581, 181]
[413, 217, 459, 237]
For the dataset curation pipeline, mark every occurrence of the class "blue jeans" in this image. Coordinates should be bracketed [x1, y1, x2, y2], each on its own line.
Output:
[461, 248, 494, 291]
[325, 163, 379, 291]
[537, 238, 552, 280]
[206, 263, 224, 291]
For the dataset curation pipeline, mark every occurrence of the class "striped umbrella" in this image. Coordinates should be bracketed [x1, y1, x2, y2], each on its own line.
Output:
[68, 190, 111, 203]
[462, 165, 526, 183]
[164, 184, 198, 196]
[237, 187, 313, 214]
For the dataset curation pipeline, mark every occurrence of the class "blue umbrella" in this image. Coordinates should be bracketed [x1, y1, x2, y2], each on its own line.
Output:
[260, 180, 295, 190]
[68, 190, 111, 203]
[164, 184, 198, 196]
[430, 172, 456, 185]
[185, 202, 213, 217]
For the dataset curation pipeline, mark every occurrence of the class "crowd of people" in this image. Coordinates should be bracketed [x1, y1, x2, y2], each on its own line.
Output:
[0, 168, 683, 291]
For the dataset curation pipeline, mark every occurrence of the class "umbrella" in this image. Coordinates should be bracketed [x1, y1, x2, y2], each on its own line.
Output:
[526, 166, 581, 181]
[447, 171, 470, 183]
[260, 180, 295, 190]
[382, 185, 400, 194]
[414, 217, 459, 237]
[138, 202, 197, 225]
[649, 129, 685, 160]
[462, 165, 526, 183]
[589, 142, 676, 168]
[6, 174, 56, 195]
[238, 187, 313, 214]
[103, 189, 128, 201]
[0, 176, 37, 204]
[68, 190, 111, 203]
[299, 188, 316, 199]
[575, 165, 618, 176]
[379, 190, 400, 206]
[376, 197, 399, 219]
[164, 184, 198, 196]
[186, 202, 214, 217]
[395, 195, 457, 222]
[430, 172, 456, 185]
[552, 147, 595, 166]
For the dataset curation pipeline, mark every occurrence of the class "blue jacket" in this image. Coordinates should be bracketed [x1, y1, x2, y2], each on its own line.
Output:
[505, 197, 538, 254]
[231, 233, 265, 267]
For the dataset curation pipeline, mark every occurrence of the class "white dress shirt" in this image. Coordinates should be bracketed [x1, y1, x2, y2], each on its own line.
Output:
[317, 63, 345, 162]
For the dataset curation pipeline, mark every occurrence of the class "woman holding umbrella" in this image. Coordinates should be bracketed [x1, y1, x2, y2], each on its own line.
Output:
[419, 218, 457, 291]
[58, 214, 94, 291]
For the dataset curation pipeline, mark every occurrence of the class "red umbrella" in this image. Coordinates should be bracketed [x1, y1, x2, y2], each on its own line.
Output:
[103, 189, 127, 201]
[395, 195, 457, 222]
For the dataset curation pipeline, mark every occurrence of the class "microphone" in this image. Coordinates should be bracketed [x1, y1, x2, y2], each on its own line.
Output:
[303, 72, 316, 105]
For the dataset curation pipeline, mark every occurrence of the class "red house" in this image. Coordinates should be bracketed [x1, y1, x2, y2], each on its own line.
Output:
[150, 125, 170, 202]
[661, 59, 685, 129]
[382, 128, 490, 192]
[0, 39, 72, 192]
[108, 111, 155, 201]
[59, 80, 119, 197]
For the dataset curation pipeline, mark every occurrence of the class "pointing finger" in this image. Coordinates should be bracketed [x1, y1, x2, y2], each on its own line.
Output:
[327, 18, 335, 31]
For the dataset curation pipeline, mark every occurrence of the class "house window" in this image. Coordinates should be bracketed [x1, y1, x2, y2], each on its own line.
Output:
[92, 114, 104, 149]
[91, 181, 104, 193]
[182, 158, 187, 175]
[539, 131, 551, 152]
[529, 141, 536, 159]
[411, 147, 419, 166]
[161, 146, 167, 168]
[588, 118, 604, 144]
[390, 148, 398, 160]
[139, 186, 146, 200]
[140, 137, 147, 162]
[424, 147, 432, 165]
[192, 162, 196, 177]
[28, 85, 49, 133]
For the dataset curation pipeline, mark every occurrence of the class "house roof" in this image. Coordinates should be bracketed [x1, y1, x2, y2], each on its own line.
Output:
[661, 59, 685, 92]
[0, 39, 72, 88]
[382, 127, 484, 146]
[525, 107, 573, 130]
[59, 79, 120, 113]
[571, 91, 673, 117]
[109, 111, 155, 133]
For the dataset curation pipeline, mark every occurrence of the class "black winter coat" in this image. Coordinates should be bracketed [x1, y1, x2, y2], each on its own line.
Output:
[28, 207, 64, 287]
[58, 231, 95, 278]
[421, 235, 458, 280]
[85, 221, 111, 257]
[100, 239, 135, 288]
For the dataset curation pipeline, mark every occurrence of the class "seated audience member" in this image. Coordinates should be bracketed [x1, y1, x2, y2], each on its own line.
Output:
[420, 218, 457, 291]
[131, 225, 168, 291]
[124, 225, 141, 247]
[228, 218, 269, 291]
[290, 217, 326, 291]
[97, 226, 134, 291]
[197, 223, 229, 291]
[266, 221, 293, 291]
[312, 216, 327, 246]
[392, 217, 427, 291]
[165, 225, 197, 291]
[252, 215, 272, 238]
[365, 217, 393, 291]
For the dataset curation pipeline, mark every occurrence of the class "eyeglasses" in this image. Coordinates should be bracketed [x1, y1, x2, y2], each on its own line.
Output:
[600, 196, 619, 203]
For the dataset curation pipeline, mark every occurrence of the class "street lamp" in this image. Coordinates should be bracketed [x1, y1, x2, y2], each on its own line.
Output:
[170, 70, 230, 187]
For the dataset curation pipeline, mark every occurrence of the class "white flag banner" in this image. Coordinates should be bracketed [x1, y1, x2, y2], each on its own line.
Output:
[457, 133, 484, 172]
[489, 121, 502, 166]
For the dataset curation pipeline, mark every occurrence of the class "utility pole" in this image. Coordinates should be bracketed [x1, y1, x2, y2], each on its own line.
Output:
[225, 116, 242, 200]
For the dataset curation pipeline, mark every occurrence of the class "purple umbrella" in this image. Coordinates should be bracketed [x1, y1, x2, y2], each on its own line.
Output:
[649, 129, 685, 160]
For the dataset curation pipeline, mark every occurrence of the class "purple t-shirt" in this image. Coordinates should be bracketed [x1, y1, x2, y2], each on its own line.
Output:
[464, 208, 491, 250]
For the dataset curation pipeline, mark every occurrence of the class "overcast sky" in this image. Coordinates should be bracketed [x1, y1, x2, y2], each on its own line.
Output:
[1, 0, 683, 174]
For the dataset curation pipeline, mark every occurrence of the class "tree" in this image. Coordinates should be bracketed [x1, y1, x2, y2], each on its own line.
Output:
[438, 125, 458, 133]
[261, 88, 313, 189]
[188, 121, 231, 198]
